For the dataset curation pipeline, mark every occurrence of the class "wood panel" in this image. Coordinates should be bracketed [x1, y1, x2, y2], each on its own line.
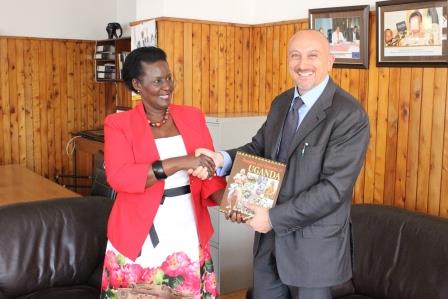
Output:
[0, 36, 111, 181]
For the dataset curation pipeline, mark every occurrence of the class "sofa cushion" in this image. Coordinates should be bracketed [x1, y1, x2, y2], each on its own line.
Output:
[351, 204, 448, 299]
[16, 286, 99, 299]
[0, 196, 112, 298]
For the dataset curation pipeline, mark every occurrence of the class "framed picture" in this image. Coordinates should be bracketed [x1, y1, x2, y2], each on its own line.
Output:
[309, 5, 370, 68]
[377, 0, 448, 67]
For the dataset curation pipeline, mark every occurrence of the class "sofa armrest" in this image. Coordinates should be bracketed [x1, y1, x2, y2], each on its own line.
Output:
[88, 263, 104, 289]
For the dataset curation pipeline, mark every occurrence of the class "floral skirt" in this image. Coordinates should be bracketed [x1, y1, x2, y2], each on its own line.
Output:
[100, 244, 218, 299]
[100, 191, 218, 299]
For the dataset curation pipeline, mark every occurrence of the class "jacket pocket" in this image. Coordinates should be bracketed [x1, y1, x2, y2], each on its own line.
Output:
[302, 224, 342, 239]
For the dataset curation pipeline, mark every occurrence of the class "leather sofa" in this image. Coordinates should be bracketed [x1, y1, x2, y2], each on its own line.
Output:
[0, 196, 112, 299]
[332, 204, 448, 299]
[246, 204, 448, 299]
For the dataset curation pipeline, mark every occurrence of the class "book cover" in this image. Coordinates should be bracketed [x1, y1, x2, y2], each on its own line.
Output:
[97, 63, 116, 72]
[220, 151, 286, 218]
[97, 71, 116, 80]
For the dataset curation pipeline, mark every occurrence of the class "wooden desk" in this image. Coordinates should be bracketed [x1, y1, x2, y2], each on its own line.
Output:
[0, 164, 80, 205]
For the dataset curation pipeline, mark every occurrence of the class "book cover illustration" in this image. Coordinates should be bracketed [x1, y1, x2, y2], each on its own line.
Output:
[220, 151, 286, 218]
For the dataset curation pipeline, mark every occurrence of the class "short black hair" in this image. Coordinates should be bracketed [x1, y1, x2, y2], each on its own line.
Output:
[121, 46, 167, 93]
[409, 11, 422, 22]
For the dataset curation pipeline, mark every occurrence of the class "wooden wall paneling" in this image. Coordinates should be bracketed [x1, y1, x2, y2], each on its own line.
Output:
[405, 68, 423, 212]
[0, 38, 6, 165]
[339, 69, 350, 92]
[217, 25, 227, 113]
[183, 22, 193, 106]
[225, 26, 235, 113]
[258, 27, 267, 113]
[428, 68, 447, 216]
[209, 25, 219, 113]
[81, 42, 90, 130]
[160, 21, 174, 80]
[58, 41, 69, 175]
[373, 67, 390, 204]
[23, 39, 34, 170]
[52, 40, 63, 179]
[363, 15, 379, 204]
[66, 41, 76, 177]
[285, 24, 295, 88]
[192, 23, 202, 109]
[416, 68, 435, 213]
[383, 68, 400, 206]
[15, 39, 26, 166]
[252, 27, 261, 113]
[440, 78, 448, 217]
[271, 26, 280, 101]
[200, 24, 210, 113]
[278, 26, 288, 99]
[30, 40, 42, 174]
[242, 27, 251, 112]
[265, 26, 273, 112]
[73, 42, 81, 134]
[234, 27, 243, 113]
[351, 69, 363, 204]
[7, 39, 19, 165]
[45, 40, 56, 180]
[86, 43, 95, 129]
[38, 40, 49, 177]
[394, 68, 411, 208]
[174, 22, 184, 105]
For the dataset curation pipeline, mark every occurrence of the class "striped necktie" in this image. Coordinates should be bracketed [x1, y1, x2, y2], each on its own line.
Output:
[277, 96, 303, 163]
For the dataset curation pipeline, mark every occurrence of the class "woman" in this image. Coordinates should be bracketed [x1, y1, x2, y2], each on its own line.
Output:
[100, 47, 226, 299]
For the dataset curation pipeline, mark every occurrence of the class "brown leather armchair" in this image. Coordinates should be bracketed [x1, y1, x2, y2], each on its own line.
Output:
[0, 196, 112, 299]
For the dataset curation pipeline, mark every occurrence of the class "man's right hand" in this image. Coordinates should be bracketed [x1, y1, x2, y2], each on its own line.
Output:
[194, 148, 224, 168]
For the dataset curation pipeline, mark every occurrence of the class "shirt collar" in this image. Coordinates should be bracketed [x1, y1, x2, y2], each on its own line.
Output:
[293, 75, 329, 108]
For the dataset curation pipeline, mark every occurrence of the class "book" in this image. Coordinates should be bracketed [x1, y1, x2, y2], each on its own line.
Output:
[94, 52, 115, 60]
[97, 71, 116, 80]
[96, 44, 115, 52]
[96, 63, 116, 72]
[220, 151, 286, 218]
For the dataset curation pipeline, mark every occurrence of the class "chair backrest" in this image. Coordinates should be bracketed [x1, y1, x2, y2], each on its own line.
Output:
[90, 151, 116, 199]
[351, 204, 448, 299]
[0, 197, 112, 298]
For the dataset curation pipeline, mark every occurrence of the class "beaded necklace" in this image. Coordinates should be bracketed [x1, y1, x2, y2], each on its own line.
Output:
[147, 108, 169, 128]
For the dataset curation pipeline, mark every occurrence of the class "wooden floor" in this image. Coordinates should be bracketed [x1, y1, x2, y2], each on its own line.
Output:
[220, 289, 247, 299]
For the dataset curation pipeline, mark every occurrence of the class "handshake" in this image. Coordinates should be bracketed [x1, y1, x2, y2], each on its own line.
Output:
[188, 148, 224, 180]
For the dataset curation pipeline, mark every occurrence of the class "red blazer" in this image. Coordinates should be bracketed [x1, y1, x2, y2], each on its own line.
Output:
[104, 103, 226, 261]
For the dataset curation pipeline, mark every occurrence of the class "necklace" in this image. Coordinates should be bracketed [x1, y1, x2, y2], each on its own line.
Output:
[147, 108, 169, 128]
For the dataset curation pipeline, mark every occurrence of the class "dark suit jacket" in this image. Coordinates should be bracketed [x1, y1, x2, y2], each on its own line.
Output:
[228, 79, 369, 287]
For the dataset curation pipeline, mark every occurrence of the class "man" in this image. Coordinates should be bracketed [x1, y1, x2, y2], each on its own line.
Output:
[331, 26, 345, 44]
[400, 10, 434, 46]
[196, 30, 369, 299]
[345, 26, 360, 42]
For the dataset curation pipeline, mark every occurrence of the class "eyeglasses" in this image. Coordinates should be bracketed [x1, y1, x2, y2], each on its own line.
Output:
[141, 75, 175, 88]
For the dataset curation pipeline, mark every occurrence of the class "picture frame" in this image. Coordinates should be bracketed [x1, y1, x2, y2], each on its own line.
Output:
[376, 0, 448, 67]
[309, 5, 370, 68]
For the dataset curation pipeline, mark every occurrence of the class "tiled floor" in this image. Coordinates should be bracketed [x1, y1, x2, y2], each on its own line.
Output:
[220, 288, 247, 299]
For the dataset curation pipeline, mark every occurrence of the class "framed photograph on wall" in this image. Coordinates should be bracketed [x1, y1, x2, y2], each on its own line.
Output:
[309, 5, 370, 68]
[377, 0, 448, 67]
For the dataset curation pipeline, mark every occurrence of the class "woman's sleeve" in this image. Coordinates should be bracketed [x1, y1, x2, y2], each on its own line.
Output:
[104, 115, 150, 193]
[196, 111, 227, 205]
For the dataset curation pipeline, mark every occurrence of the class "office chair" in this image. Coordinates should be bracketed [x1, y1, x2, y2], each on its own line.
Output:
[90, 150, 116, 199]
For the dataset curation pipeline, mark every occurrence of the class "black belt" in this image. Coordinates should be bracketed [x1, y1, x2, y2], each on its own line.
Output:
[149, 185, 191, 248]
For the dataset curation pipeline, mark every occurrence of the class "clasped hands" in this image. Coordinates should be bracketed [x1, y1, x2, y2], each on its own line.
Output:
[190, 148, 272, 233]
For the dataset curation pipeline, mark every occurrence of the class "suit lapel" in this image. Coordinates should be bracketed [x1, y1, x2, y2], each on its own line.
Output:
[287, 79, 336, 159]
[269, 89, 295, 160]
